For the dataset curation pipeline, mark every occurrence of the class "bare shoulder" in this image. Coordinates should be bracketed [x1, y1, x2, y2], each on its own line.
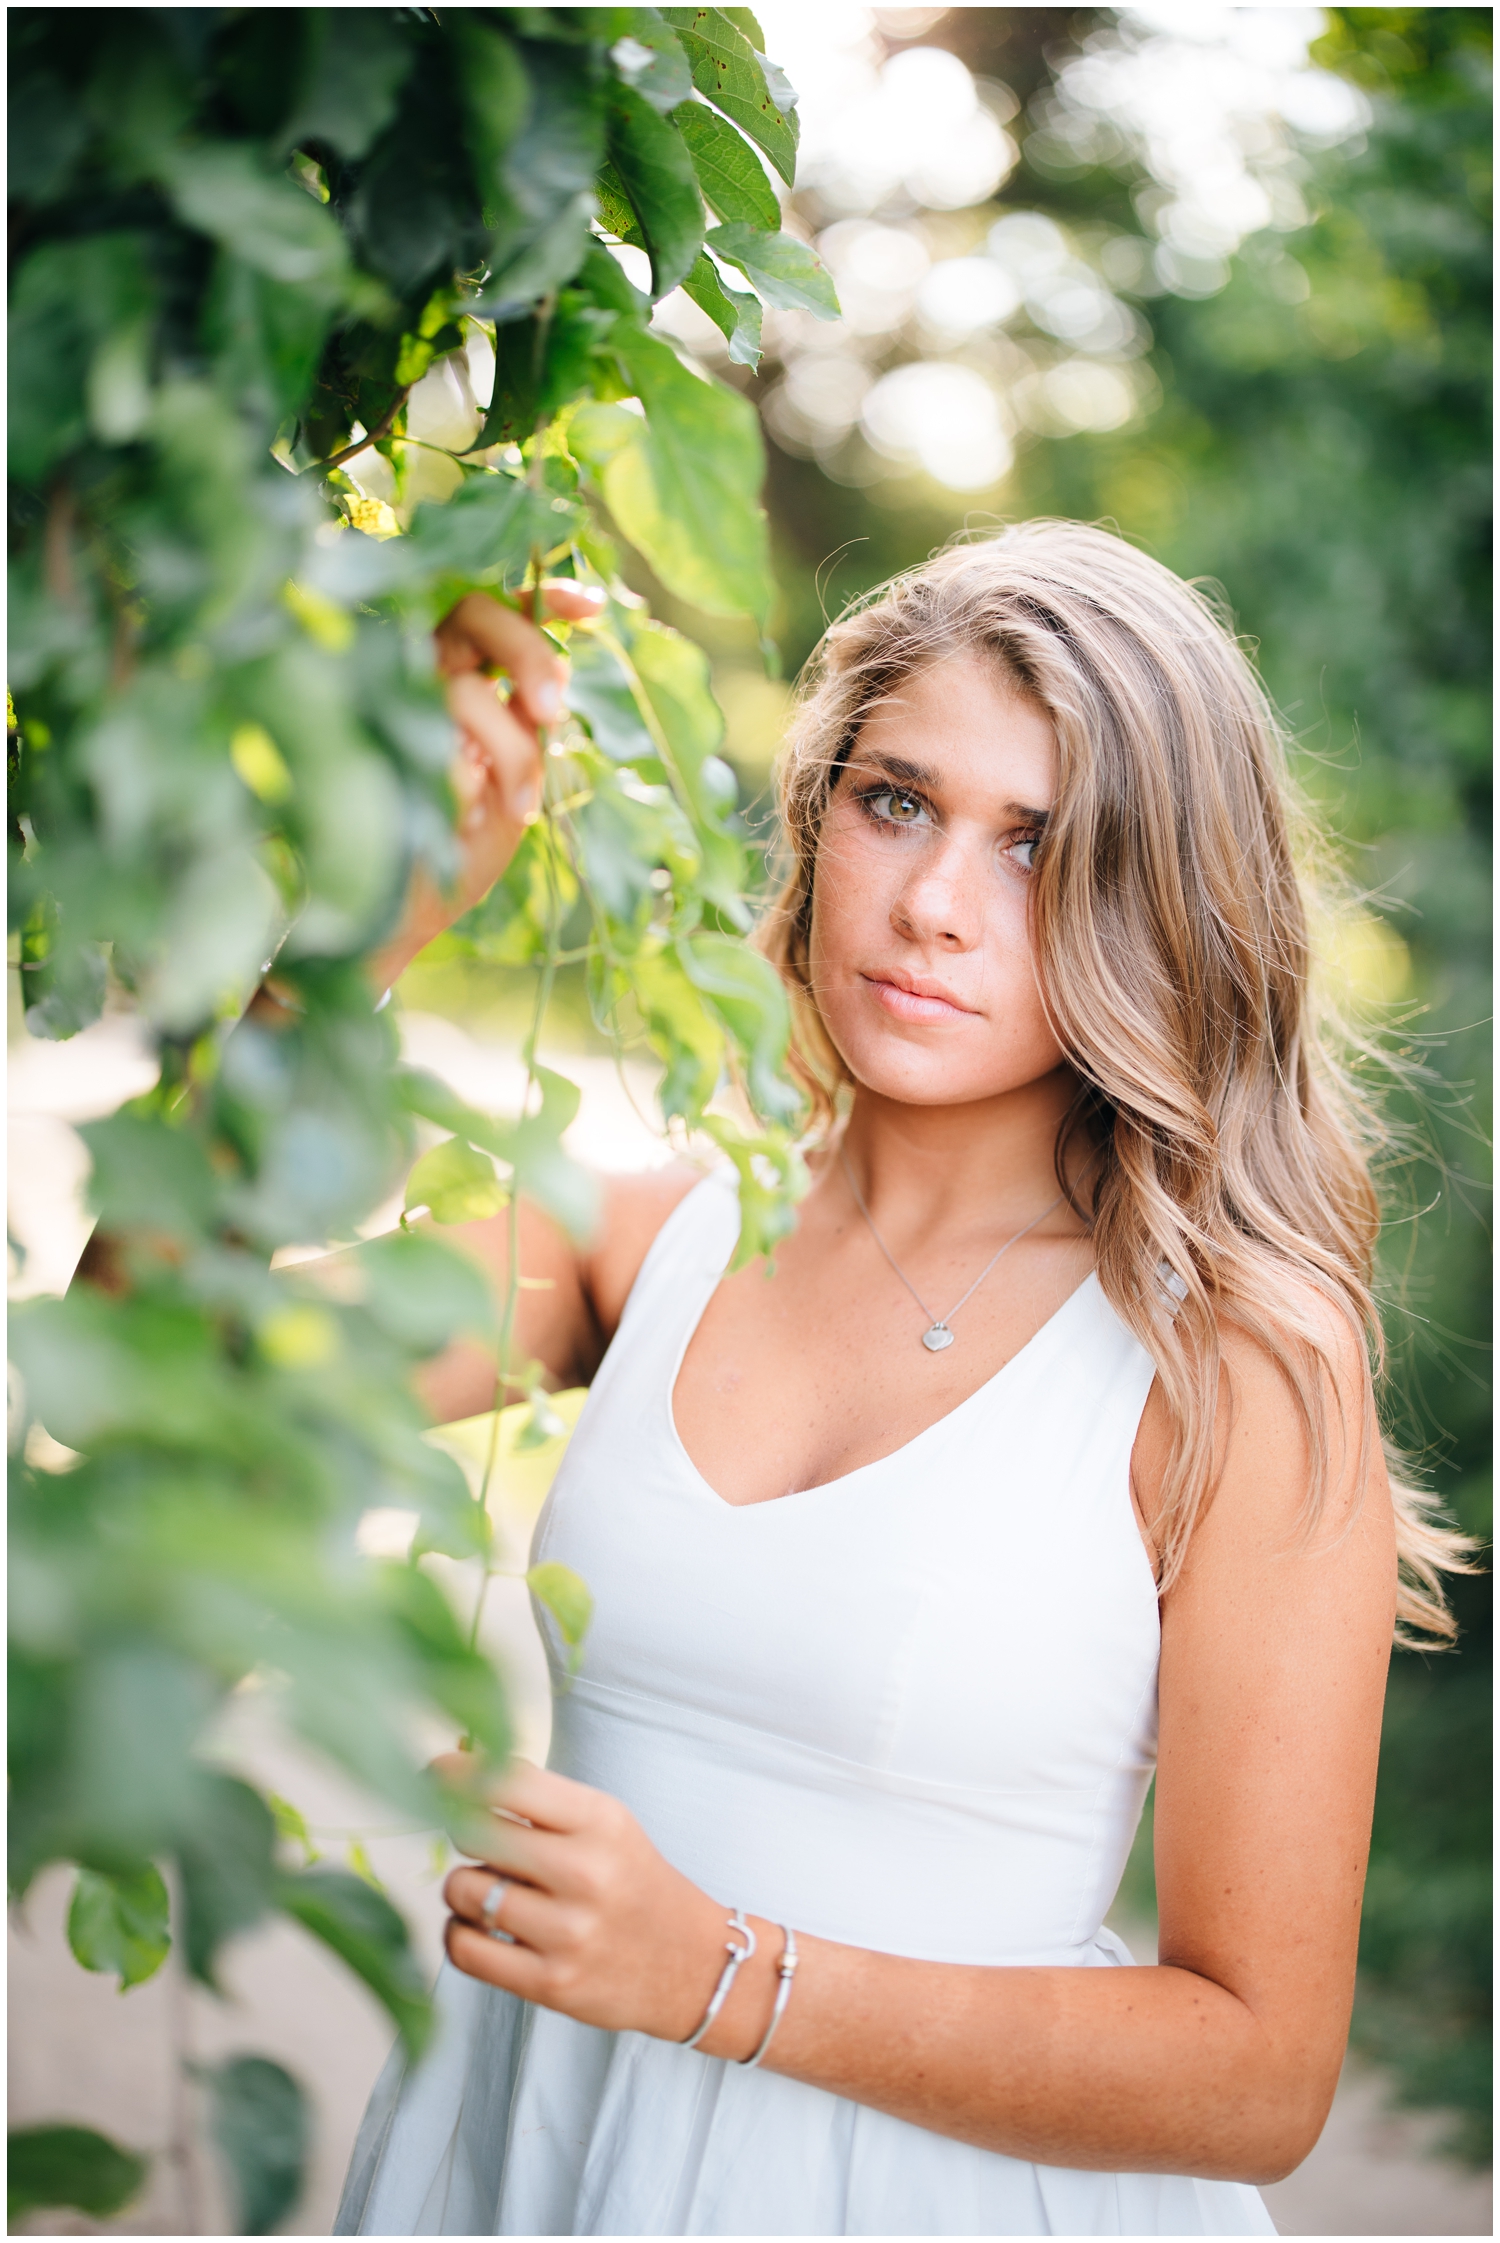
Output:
[1134, 1274, 1394, 1581]
[1214, 1278, 1384, 1539]
[581, 1164, 708, 1340]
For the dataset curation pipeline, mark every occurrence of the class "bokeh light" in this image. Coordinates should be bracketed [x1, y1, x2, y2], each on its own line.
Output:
[659, 5, 1373, 499]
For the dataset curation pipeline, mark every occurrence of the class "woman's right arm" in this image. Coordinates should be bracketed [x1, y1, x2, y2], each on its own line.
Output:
[413, 1166, 702, 1426]
[350, 584, 704, 1425]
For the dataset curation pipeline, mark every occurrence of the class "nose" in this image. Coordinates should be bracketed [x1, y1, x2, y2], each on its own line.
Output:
[890, 831, 982, 949]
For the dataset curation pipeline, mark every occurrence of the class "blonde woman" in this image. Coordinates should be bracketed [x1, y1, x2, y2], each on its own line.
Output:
[338, 524, 1464, 2238]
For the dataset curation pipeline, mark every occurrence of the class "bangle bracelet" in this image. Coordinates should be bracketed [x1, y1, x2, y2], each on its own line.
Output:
[740, 1924, 799, 2070]
[680, 1908, 755, 2051]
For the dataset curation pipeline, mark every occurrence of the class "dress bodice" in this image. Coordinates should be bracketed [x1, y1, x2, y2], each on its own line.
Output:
[532, 1169, 1161, 1968]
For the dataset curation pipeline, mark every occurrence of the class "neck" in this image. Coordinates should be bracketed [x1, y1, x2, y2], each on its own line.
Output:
[835, 1068, 1088, 1236]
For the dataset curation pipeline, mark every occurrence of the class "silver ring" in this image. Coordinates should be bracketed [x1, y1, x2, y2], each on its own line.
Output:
[480, 1874, 514, 1941]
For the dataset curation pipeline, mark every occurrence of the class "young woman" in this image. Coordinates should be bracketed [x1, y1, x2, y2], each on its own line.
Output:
[337, 523, 1463, 2238]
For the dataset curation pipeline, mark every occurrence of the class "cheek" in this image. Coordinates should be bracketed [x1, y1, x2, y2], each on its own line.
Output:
[807, 823, 882, 971]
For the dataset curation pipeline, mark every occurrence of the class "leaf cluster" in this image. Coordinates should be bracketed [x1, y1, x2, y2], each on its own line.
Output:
[8, 6, 831, 2223]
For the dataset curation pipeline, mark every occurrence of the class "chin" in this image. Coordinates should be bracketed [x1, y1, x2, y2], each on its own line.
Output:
[828, 1015, 1068, 1112]
[831, 1031, 1005, 1109]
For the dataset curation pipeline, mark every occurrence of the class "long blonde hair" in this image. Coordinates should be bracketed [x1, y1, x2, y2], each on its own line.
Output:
[763, 521, 1470, 1643]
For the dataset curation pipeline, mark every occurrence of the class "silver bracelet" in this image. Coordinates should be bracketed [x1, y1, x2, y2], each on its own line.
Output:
[740, 1925, 799, 2070]
[680, 1908, 756, 2051]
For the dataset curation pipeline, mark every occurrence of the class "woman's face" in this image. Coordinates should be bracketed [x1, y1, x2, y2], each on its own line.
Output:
[807, 651, 1067, 1110]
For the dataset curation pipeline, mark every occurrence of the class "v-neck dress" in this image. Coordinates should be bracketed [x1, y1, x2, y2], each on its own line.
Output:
[335, 1169, 1275, 2237]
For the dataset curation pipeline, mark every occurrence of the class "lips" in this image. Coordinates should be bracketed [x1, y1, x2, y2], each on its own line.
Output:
[861, 971, 978, 1023]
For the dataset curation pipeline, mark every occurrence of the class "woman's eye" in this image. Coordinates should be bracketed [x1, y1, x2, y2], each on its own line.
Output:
[867, 789, 929, 826]
[1007, 834, 1041, 871]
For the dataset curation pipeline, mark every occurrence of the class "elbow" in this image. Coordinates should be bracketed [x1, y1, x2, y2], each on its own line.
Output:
[1234, 2078, 1337, 2187]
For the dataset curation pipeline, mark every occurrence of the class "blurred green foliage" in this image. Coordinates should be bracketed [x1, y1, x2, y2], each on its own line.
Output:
[8, 5, 824, 2222]
[756, 3, 1489, 2160]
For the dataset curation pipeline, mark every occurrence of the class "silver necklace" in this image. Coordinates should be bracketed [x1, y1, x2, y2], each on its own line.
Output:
[839, 1147, 1064, 1353]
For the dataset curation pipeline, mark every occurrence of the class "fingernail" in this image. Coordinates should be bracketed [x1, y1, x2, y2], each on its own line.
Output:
[513, 781, 540, 819]
[530, 681, 561, 721]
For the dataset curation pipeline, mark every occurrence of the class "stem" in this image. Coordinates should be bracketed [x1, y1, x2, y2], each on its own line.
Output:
[309, 383, 413, 475]
[465, 767, 565, 1657]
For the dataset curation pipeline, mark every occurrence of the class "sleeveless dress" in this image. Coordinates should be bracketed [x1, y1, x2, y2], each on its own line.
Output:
[336, 1170, 1276, 2237]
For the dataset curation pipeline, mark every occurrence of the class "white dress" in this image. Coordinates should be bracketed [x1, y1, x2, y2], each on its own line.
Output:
[336, 1172, 1276, 2237]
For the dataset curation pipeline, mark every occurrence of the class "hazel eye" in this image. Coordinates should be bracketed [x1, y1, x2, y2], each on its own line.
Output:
[1010, 836, 1039, 870]
[869, 789, 929, 826]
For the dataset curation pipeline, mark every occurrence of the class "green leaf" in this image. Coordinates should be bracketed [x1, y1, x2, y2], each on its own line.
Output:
[682, 250, 763, 368]
[454, 813, 582, 961]
[67, 1645, 217, 1864]
[198, 2056, 308, 2237]
[452, 16, 530, 193]
[474, 45, 605, 317]
[158, 144, 352, 300]
[357, 1229, 497, 1352]
[177, 1776, 277, 1989]
[705, 223, 838, 316]
[7, 2127, 147, 2223]
[8, 68, 90, 203]
[79, 1111, 219, 1245]
[574, 235, 651, 319]
[508, 1066, 601, 1241]
[375, 1562, 511, 1751]
[566, 628, 660, 761]
[679, 931, 800, 1123]
[674, 101, 780, 228]
[515, 1388, 568, 1450]
[594, 324, 773, 623]
[702, 1112, 806, 1269]
[405, 1137, 507, 1225]
[400, 1066, 600, 1242]
[402, 470, 583, 593]
[282, 11, 412, 159]
[527, 1561, 594, 1664]
[67, 1865, 171, 1991]
[662, 8, 799, 184]
[207, 252, 335, 425]
[8, 234, 156, 482]
[275, 1865, 433, 2059]
[622, 941, 726, 1117]
[346, 1837, 385, 1890]
[574, 760, 698, 920]
[606, 83, 705, 298]
[267, 1793, 320, 1866]
[719, 7, 766, 48]
[611, 15, 694, 113]
[752, 46, 799, 120]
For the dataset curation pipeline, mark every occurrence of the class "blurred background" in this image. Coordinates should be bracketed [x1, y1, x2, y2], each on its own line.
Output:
[10, 6, 1489, 2234]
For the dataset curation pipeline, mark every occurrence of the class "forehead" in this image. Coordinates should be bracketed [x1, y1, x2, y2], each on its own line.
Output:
[851, 651, 1057, 809]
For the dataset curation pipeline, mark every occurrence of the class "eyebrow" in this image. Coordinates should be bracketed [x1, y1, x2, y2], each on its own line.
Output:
[841, 745, 1052, 824]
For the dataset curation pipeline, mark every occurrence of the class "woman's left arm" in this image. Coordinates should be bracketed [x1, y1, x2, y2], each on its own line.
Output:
[439, 1312, 1396, 2185]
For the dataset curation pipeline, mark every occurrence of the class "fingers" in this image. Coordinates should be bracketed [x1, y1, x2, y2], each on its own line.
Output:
[445, 1914, 555, 2002]
[479, 1759, 609, 1835]
[432, 1751, 605, 1837]
[435, 586, 604, 724]
[444, 1863, 566, 1935]
[446, 672, 541, 826]
[540, 581, 609, 623]
[448, 1812, 578, 1889]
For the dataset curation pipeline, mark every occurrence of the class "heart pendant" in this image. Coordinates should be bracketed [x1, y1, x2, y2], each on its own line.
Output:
[921, 1324, 954, 1352]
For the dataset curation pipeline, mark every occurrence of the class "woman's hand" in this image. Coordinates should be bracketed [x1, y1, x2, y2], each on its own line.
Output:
[436, 1755, 779, 2058]
[368, 582, 606, 994]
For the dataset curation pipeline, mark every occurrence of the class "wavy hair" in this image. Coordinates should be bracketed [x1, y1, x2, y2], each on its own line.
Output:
[761, 521, 1470, 1643]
